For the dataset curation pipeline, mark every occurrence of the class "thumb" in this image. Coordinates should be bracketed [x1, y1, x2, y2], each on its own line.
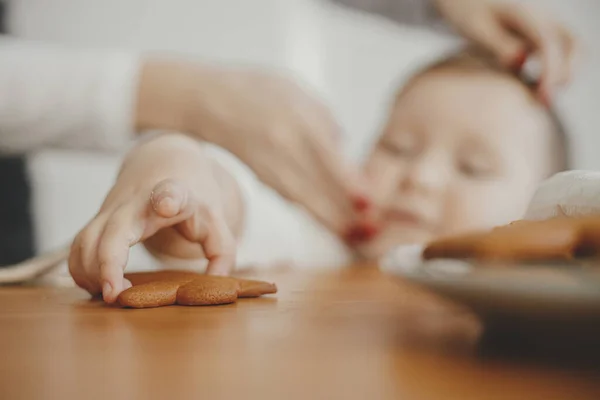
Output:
[150, 179, 193, 220]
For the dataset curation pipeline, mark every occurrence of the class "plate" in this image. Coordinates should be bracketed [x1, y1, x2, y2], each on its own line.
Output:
[380, 246, 600, 321]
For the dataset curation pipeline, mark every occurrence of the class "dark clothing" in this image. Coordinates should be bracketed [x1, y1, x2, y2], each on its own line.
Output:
[0, 1, 36, 266]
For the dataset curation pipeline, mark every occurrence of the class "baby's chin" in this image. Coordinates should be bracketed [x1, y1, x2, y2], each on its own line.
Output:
[356, 225, 433, 260]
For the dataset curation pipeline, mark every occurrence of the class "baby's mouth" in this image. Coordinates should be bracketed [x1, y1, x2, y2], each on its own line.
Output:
[343, 207, 434, 245]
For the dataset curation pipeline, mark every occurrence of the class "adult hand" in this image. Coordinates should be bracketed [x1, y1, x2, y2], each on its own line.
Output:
[435, 0, 578, 103]
[136, 61, 375, 238]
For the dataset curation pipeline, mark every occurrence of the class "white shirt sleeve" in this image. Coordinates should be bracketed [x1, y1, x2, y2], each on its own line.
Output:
[0, 36, 141, 154]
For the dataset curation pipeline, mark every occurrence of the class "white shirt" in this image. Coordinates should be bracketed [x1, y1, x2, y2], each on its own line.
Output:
[209, 145, 353, 270]
[0, 35, 140, 154]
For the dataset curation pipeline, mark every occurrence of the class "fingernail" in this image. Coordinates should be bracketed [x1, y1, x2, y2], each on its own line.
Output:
[153, 194, 178, 216]
[353, 196, 371, 212]
[345, 223, 379, 243]
[511, 50, 528, 72]
[158, 196, 176, 210]
[151, 189, 172, 208]
[359, 221, 379, 239]
[155, 194, 173, 208]
[102, 281, 113, 301]
[344, 227, 363, 243]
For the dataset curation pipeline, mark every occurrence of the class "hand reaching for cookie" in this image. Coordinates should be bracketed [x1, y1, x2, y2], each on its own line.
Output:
[69, 134, 243, 303]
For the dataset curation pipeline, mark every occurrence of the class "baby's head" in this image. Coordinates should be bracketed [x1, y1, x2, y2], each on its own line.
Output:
[362, 48, 569, 257]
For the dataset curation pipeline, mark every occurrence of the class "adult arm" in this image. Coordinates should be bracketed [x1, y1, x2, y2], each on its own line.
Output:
[0, 36, 371, 236]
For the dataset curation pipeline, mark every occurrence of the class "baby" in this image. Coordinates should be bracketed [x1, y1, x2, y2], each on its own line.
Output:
[358, 48, 569, 258]
[69, 48, 570, 302]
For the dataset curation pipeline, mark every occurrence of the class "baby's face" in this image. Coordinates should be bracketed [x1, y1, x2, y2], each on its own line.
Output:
[361, 70, 554, 257]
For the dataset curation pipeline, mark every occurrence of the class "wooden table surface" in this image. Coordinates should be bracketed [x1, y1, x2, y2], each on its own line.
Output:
[0, 266, 599, 400]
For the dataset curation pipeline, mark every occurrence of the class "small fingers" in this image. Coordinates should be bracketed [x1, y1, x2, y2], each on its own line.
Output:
[96, 208, 140, 303]
[99, 179, 200, 303]
[68, 236, 94, 293]
[71, 217, 109, 295]
[176, 204, 237, 276]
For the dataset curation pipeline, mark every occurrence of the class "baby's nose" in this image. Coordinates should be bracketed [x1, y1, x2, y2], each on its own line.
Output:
[400, 153, 449, 194]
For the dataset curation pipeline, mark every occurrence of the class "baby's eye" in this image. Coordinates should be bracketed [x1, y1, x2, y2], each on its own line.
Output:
[379, 135, 418, 158]
[458, 156, 495, 179]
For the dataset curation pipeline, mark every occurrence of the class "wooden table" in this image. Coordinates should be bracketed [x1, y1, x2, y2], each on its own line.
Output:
[0, 267, 599, 400]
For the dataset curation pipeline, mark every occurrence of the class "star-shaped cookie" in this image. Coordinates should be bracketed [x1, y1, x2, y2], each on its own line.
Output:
[117, 271, 277, 308]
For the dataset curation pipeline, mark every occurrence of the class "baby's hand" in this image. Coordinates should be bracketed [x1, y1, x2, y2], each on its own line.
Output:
[69, 178, 236, 304]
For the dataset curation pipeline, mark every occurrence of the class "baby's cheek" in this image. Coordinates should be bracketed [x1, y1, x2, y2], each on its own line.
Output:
[442, 184, 530, 235]
[364, 152, 404, 205]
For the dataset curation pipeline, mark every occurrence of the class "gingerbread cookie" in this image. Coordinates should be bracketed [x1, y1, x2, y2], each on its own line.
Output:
[573, 217, 600, 256]
[423, 218, 591, 262]
[118, 271, 277, 308]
